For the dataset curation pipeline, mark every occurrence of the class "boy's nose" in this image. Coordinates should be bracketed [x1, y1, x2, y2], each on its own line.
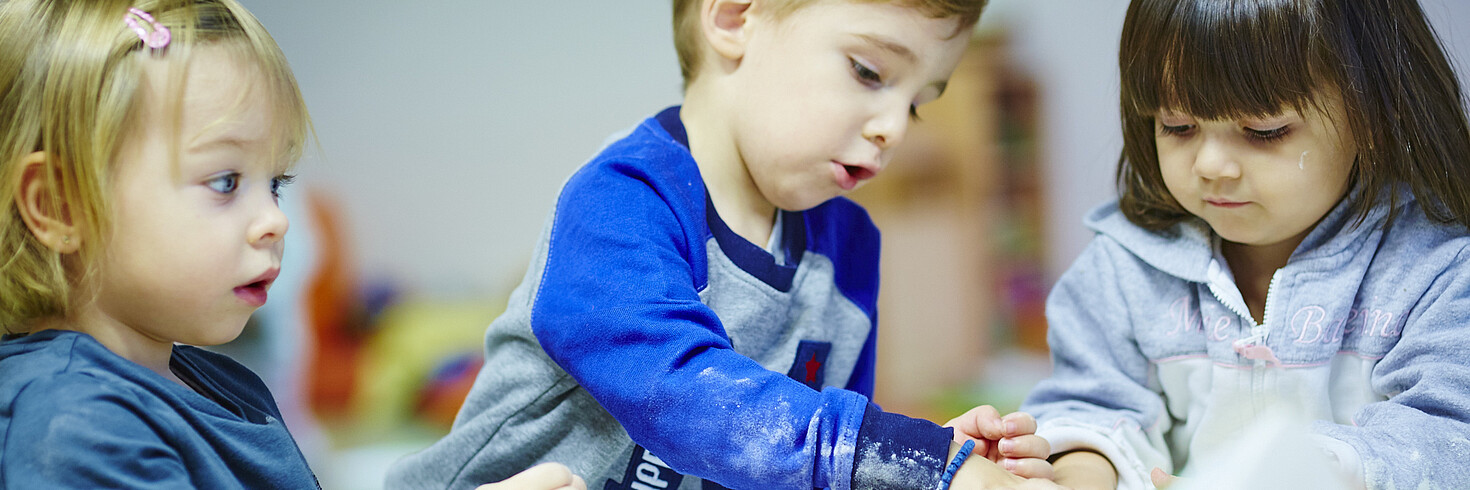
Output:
[862, 103, 910, 150]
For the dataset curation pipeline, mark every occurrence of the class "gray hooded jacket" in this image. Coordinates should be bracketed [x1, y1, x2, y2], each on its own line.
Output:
[1023, 191, 1470, 489]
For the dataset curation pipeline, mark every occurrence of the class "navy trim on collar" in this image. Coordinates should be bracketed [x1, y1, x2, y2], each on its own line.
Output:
[655, 106, 688, 148]
[705, 193, 805, 292]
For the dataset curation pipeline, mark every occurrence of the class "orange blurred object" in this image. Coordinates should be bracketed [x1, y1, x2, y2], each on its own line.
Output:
[303, 190, 365, 420]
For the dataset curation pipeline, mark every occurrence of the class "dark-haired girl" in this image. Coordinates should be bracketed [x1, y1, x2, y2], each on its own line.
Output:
[1021, 0, 1470, 488]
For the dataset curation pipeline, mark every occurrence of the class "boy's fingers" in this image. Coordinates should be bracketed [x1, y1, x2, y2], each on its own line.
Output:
[945, 405, 1002, 440]
[975, 405, 1005, 439]
[966, 405, 1005, 439]
[998, 434, 1051, 460]
[522, 462, 576, 484]
[479, 462, 578, 489]
[1002, 457, 1056, 480]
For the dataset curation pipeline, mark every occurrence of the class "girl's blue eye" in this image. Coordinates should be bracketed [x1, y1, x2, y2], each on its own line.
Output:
[206, 172, 240, 194]
[271, 174, 296, 202]
[851, 58, 882, 86]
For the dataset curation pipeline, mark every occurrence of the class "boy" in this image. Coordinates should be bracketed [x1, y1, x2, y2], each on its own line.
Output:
[387, 1, 1056, 489]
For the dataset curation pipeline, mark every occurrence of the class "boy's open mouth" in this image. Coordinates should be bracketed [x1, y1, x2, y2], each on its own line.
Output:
[843, 164, 875, 181]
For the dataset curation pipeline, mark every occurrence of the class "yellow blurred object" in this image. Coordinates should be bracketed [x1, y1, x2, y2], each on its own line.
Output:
[347, 296, 505, 441]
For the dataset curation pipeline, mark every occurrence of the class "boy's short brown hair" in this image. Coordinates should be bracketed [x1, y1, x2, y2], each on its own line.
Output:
[672, 0, 987, 87]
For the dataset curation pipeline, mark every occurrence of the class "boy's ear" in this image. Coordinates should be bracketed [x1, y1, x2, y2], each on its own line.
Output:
[701, 0, 755, 62]
[13, 152, 81, 254]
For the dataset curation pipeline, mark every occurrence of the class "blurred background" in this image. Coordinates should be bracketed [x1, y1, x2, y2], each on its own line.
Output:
[226, 1, 1470, 488]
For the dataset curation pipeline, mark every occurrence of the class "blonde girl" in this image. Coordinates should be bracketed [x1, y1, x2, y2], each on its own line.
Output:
[0, 2, 589, 488]
[0, 0, 316, 486]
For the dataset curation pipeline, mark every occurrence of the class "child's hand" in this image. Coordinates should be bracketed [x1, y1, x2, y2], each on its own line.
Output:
[1150, 467, 1181, 489]
[945, 406, 1054, 479]
[476, 463, 586, 490]
[946, 442, 1071, 490]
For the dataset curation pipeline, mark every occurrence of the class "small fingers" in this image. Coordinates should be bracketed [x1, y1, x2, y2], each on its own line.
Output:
[1000, 411, 1038, 437]
[478, 462, 580, 490]
[1151, 467, 1177, 489]
[999, 434, 1051, 460]
[946, 405, 1005, 441]
[522, 462, 577, 485]
[1004, 478, 1071, 490]
[1001, 457, 1056, 481]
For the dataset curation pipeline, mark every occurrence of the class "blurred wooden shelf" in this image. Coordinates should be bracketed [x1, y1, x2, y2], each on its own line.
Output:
[848, 33, 1048, 422]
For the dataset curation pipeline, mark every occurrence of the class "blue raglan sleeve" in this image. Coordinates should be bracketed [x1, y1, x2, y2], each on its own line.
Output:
[1020, 237, 1174, 489]
[1313, 246, 1470, 489]
[531, 161, 952, 490]
[844, 320, 880, 399]
[3, 375, 194, 489]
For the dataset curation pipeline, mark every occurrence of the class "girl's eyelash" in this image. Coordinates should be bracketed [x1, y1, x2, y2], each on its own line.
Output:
[1156, 118, 1291, 142]
[1158, 123, 1194, 137]
[1245, 126, 1291, 142]
[271, 174, 296, 201]
[909, 105, 921, 122]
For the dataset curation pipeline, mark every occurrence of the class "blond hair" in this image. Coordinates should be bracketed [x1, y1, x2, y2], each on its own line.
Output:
[672, 0, 988, 88]
[0, 0, 310, 332]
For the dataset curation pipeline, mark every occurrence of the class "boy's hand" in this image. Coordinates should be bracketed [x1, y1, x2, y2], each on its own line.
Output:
[476, 463, 586, 490]
[945, 406, 1054, 479]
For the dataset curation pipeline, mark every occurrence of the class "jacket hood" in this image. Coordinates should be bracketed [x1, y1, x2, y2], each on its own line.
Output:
[1085, 187, 1409, 283]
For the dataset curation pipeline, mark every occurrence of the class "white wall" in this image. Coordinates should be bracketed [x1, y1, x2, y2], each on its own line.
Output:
[246, 2, 683, 295]
[246, 0, 1470, 295]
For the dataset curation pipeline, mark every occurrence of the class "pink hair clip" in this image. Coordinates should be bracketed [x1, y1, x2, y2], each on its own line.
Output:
[124, 7, 170, 49]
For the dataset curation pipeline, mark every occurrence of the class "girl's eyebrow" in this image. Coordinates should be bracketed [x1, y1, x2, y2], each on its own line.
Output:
[188, 126, 269, 152]
[187, 137, 250, 153]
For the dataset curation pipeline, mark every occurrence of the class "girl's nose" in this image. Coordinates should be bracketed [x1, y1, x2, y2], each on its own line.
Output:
[1191, 137, 1241, 180]
[249, 199, 289, 248]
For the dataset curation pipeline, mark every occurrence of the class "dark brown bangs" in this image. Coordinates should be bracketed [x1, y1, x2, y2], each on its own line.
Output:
[1122, 0, 1325, 121]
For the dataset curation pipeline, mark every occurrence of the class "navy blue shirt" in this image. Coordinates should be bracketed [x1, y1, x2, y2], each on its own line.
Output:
[0, 330, 318, 489]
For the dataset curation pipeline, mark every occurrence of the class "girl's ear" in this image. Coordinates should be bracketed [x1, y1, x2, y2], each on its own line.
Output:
[13, 152, 81, 253]
[701, 0, 755, 63]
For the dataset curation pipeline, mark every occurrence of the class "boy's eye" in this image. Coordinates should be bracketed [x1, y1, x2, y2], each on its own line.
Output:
[851, 58, 882, 85]
[205, 172, 240, 194]
[271, 174, 296, 202]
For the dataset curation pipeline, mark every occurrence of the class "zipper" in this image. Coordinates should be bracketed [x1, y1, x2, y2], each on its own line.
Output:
[1206, 260, 1283, 367]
